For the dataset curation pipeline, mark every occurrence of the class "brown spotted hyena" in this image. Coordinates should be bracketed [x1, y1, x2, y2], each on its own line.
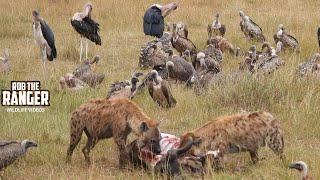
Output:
[180, 111, 285, 169]
[66, 98, 161, 168]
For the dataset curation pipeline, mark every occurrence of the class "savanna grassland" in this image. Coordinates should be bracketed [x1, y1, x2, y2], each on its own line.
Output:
[0, 0, 320, 179]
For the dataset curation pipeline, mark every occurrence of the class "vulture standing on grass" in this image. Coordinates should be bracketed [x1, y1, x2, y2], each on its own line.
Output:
[0, 48, 10, 73]
[59, 73, 87, 91]
[73, 55, 104, 88]
[32, 10, 57, 67]
[207, 13, 226, 38]
[289, 161, 313, 180]
[239, 11, 266, 42]
[148, 70, 176, 108]
[71, 2, 101, 61]
[297, 53, 320, 77]
[166, 55, 196, 85]
[143, 2, 178, 38]
[0, 140, 37, 171]
[273, 24, 299, 52]
[107, 72, 144, 100]
[193, 52, 221, 73]
[207, 36, 240, 56]
[171, 23, 197, 56]
[139, 32, 173, 68]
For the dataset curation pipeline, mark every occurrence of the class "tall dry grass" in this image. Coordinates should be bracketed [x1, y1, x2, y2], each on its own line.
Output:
[0, 0, 320, 179]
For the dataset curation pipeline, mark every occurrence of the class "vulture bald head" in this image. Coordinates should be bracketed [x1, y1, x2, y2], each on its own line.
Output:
[21, 140, 38, 151]
[289, 161, 311, 180]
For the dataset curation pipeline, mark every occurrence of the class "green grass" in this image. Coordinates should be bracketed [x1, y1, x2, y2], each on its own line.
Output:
[0, 0, 320, 179]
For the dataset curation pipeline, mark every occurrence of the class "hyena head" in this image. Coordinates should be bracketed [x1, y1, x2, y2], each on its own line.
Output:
[139, 120, 161, 154]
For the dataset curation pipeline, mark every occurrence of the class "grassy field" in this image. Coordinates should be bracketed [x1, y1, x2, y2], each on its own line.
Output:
[1, 0, 320, 179]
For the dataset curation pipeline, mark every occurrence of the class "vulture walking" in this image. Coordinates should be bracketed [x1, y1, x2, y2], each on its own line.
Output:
[148, 70, 176, 108]
[202, 44, 223, 63]
[71, 2, 101, 61]
[166, 54, 196, 85]
[143, 2, 178, 38]
[171, 24, 197, 56]
[273, 24, 299, 53]
[107, 72, 144, 100]
[0, 140, 37, 171]
[0, 48, 10, 73]
[239, 11, 266, 42]
[289, 161, 313, 180]
[207, 13, 226, 38]
[139, 32, 173, 68]
[32, 10, 57, 66]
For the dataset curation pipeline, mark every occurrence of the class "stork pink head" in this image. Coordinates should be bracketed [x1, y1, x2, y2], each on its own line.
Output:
[84, 2, 93, 11]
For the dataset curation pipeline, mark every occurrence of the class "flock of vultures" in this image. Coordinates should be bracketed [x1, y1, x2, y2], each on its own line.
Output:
[1, 2, 318, 180]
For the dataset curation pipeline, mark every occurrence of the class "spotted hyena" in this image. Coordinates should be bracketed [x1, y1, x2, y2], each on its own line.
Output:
[66, 98, 161, 168]
[180, 111, 285, 169]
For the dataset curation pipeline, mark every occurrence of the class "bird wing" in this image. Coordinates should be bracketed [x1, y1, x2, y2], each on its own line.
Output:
[161, 80, 176, 107]
[71, 17, 101, 45]
[249, 18, 263, 33]
[0, 142, 23, 170]
[285, 33, 299, 46]
[184, 24, 189, 39]
[40, 20, 57, 60]
[147, 82, 154, 99]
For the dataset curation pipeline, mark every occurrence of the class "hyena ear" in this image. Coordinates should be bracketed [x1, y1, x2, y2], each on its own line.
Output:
[140, 122, 149, 132]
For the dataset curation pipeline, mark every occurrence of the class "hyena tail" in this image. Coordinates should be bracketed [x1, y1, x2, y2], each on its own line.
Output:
[66, 115, 85, 163]
[267, 127, 285, 161]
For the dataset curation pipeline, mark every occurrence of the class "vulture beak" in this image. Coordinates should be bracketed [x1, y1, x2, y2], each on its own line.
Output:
[289, 163, 303, 171]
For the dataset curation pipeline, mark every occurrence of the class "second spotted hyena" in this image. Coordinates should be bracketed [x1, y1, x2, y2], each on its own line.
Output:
[66, 98, 161, 168]
[180, 111, 285, 169]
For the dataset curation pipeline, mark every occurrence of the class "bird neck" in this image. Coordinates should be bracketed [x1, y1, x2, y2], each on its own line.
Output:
[301, 168, 308, 180]
[83, 7, 91, 18]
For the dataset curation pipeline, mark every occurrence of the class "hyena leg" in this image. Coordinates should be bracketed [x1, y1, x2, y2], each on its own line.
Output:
[209, 142, 227, 171]
[249, 150, 259, 164]
[66, 125, 84, 163]
[82, 128, 98, 164]
[114, 136, 129, 169]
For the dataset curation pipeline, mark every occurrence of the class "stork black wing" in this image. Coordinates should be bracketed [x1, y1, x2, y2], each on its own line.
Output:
[143, 6, 164, 38]
[40, 20, 57, 61]
[71, 17, 101, 45]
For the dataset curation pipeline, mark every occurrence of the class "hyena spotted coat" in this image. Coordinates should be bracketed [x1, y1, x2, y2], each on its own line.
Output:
[180, 111, 285, 169]
[66, 98, 161, 168]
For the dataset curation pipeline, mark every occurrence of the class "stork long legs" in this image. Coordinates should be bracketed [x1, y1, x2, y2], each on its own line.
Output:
[41, 47, 47, 72]
[80, 37, 83, 62]
[85, 39, 88, 60]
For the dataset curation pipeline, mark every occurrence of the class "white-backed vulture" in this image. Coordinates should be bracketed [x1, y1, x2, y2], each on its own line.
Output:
[207, 13, 226, 38]
[148, 70, 176, 108]
[139, 32, 173, 68]
[73, 55, 105, 88]
[297, 53, 320, 77]
[239, 11, 266, 42]
[171, 24, 197, 56]
[203, 44, 223, 63]
[241, 45, 285, 74]
[289, 161, 313, 180]
[176, 22, 188, 39]
[0, 140, 37, 171]
[273, 24, 299, 53]
[107, 72, 144, 100]
[193, 52, 221, 73]
[166, 54, 196, 85]
[0, 48, 10, 73]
